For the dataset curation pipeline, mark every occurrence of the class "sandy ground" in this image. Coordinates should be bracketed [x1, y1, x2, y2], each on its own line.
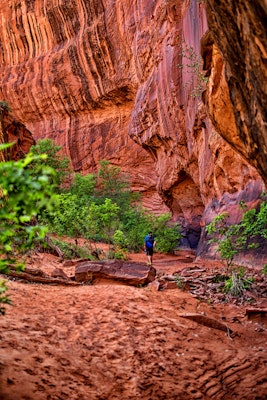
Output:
[0, 248, 267, 400]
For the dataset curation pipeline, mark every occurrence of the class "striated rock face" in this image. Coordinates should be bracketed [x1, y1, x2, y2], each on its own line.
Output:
[0, 0, 265, 254]
[205, 0, 267, 185]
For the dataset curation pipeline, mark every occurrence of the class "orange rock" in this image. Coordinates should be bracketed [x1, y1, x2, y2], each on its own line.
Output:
[0, 0, 266, 262]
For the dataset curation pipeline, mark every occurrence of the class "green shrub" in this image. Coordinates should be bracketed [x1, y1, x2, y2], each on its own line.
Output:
[147, 213, 182, 253]
[36, 153, 182, 256]
[206, 198, 267, 267]
[30, 139, 71, 190]
[175, 274, 185, 289]
[50, 239, 94, 260]
[223, 268, 254, 297]
[0, 145, 56, 313]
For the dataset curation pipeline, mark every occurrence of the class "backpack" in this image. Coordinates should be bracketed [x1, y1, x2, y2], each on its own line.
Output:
[145, 236, 154, 249]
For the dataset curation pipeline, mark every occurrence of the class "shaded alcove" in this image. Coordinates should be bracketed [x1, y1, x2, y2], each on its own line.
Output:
[163, 172, 205, 249]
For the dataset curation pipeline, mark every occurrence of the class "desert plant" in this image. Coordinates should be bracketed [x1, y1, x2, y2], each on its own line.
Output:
[223, 268, 254, 297]
[0, 145, 56, 313]
[207, 212, 244, 267]
[30, 139, 71, 190]
[178, 40, 208, 98]
[148, 213, 182, 253]
[49, 238, 94, 260]
[174, 274, 185, 289]
[206, 197, 267, 267]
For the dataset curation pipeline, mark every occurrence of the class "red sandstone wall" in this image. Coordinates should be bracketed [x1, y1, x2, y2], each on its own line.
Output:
[0, 0, 265, 252]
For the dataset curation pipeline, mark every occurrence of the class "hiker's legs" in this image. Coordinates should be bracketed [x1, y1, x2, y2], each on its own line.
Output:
[147, 249, 153, 265]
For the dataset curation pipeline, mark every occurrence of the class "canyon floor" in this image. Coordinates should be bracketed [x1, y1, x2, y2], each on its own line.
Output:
[0, 246, 267, 400]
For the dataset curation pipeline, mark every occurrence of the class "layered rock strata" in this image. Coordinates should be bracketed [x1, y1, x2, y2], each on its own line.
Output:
[205, 0, 267, 186]
[0, 0, 265, 254]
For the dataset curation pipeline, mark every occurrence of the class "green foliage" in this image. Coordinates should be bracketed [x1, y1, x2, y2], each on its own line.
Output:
[30, 139, 71, 190]
[178, 40, 208, 99]
[224, 268, 254, 297]
[0, 146, 56, 313]
[87, 199, 120, 244]
[120, 207, 150, 252]
[45, 193, 87, 238]
[113, 229, 129, 249]
[147, 213, 182, 253]
[111, 230, 129, 260]
[174, 274, 185, 289]
[206, 212, 229, 236]
[206, 212, 240, 267]
[37, 150, 181, 255]
[69, 173, 96, 201]
[50, 239, 94, 260]
[0, 151, 56, 265]
[206, 198, 267, 267]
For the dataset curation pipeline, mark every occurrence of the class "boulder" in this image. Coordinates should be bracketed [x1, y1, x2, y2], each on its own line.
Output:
[51, 268, 69, 280]
[75, 260, 156, 286]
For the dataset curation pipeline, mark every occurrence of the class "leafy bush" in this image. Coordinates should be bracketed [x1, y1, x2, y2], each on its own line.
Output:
[120, 207, 150, 252]
[30, 139, 71, 190]
[45, 193, 88, 238]
[50, 239, 94, 260]
[0, 145, 56, 313]
[223, 268, 254, 297]
[113, 229, 130, 250]
[206, 198, 267, 266]
[69, 173, 97, 201]
[174, 274, 185, 289]
[32, 141, 181, 255]
[148, 213, 182, 253]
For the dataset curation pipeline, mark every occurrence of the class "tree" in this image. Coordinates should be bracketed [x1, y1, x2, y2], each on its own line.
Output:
[147, 213, 182, 253]
[30, 139, 71, 190]
[70, 173, 97, 201]
[0, 145, 56, 314]
[96, 160, 137, 213]
[206, 197, 267, 267]
[86, 199, 120, 246]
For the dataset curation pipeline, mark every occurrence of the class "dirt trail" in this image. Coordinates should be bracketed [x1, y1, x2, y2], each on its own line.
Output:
[0, 250, 266, 400]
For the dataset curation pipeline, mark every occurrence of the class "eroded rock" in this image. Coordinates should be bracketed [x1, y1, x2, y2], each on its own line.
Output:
[0, 0, 266, 262]
[75, 259, 156, 286]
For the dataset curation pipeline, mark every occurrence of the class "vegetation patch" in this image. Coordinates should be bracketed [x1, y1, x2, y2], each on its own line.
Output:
[174, 265, 266, 306]
[0, 139, 182, 313]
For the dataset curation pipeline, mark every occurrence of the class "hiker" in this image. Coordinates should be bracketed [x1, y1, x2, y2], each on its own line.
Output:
[144, 232, 156, 265]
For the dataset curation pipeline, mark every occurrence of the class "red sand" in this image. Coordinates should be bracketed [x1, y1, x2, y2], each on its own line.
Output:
[0, 249, 266, 399]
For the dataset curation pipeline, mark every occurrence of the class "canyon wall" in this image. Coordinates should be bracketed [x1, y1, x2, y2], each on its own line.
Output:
[0, 0, 265, 255]
[205, 0, 267, 186]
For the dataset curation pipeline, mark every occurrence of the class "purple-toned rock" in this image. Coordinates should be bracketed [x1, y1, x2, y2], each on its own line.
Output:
[51, 268, 69, 280]
[75, 260, 156, 286]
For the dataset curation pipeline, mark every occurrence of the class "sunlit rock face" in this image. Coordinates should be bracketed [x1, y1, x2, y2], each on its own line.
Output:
[0, 0, 265, 252]
[0, 0, 168, 214]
